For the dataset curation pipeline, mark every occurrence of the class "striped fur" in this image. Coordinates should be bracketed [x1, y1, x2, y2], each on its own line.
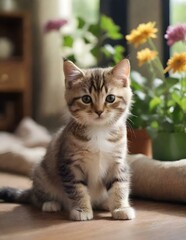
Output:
[0, 187, 31, 203]
[0, 59, 135, 221]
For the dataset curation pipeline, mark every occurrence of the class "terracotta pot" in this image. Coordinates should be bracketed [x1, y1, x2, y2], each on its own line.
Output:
[127, 128, 152, 157]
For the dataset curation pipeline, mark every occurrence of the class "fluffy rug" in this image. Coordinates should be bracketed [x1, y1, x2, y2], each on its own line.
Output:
[1, 117, 186, 203]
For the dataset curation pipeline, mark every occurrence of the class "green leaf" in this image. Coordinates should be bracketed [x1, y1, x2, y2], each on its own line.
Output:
[114, 45, 125, 55]
[67, 54, 76, 63]
[172, 92, 181, 105]
[77, 17, 86, 29]
[131, 81, 141, 90]
[166, 77, 179, 88]
[182, 77, 186, 88]
[63, 36, 73, 47]
[101, 45, 113, 58]
[91, 47, 99, 58]
[150, 120, 159, 130]
[100, 15, 123, 40]
[181, 98, 186, 111]
[100, 15, 117, 31]
[172, 104, 184, 124]
[114, 45, 125, 53]
[107, 32, 123, 40]
[149, 97, 162, 111]
[154, 85, 165, 95]
[88, 24, 99, 36]
[113, 46, 125, 64]
[83, 36, 91, 44]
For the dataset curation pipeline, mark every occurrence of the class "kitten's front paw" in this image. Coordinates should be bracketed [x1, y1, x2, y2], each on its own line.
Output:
[112, 207, 135, 220]
[70, 208, 93, 221]
[42, 201, 61, 212]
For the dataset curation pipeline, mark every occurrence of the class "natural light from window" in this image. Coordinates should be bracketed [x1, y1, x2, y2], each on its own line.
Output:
[170, 0, 186, 54]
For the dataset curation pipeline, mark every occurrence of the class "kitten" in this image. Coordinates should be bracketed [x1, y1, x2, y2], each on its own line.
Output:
[0, 59, 135, 221]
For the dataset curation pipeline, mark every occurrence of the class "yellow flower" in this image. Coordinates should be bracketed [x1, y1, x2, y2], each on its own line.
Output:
[164, 52, 186, 73]
[126, 22, 158, 47]
[137, 48, 158, 66]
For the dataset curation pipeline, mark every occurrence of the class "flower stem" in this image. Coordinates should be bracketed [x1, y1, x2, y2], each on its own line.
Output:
[148, 38, 165, 80]
[147, 61, 156, 86]
[180, 73, 186, 98]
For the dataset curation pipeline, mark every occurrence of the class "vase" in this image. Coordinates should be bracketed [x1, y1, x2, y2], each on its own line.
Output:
[127, 128, 152, 157]
[152, 132, 186, 161]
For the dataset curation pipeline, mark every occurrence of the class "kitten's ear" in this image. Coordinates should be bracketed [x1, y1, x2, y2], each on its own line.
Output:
[111, 59, 130, 86]
[63, 60, 84, 87]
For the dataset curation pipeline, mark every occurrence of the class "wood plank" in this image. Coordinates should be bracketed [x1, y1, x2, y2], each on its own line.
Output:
[0, 172, 186, 240]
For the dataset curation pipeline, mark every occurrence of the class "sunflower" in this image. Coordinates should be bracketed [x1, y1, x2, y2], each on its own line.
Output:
[126, 22, 158, 47]
[137, 48, 158, 66]
[164, 52, 186, 73]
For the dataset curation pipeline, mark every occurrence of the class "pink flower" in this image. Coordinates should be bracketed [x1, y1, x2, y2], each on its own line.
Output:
[164, 24, 186, 46]
[44, 19, 68, 33]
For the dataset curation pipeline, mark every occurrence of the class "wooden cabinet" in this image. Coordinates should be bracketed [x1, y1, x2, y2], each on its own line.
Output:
[0, 11, 32, 131]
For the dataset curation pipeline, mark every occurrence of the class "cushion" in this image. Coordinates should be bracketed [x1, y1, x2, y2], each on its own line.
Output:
[128, 154, 186, 203]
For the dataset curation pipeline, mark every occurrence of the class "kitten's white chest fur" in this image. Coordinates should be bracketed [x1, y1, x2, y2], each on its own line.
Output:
[85, 126, 117, 205]
[87, 126, 114, 153]
[86, 126, 115, 181]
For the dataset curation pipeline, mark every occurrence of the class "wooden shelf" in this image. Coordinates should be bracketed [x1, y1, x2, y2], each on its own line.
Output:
[0, 11, 32, 131]
[0, 101, 15, 131]
[0, 56, 23, 62]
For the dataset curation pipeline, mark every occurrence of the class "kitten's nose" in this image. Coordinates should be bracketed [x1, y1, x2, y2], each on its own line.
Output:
[95, 110, 103, 117]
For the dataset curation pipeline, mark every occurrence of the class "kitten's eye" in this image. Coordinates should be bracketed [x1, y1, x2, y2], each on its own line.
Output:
[106, 94, 115, 103]
[82, 95, 92, 104]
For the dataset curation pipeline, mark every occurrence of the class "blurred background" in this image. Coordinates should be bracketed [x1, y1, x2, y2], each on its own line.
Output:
[0, 0, 185, 132]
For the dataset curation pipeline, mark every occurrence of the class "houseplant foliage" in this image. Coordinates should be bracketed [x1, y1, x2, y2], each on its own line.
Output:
[44, 16, 150, 156]
[44, 17, 186, 160]
[126, 22, 186, 160]
[44, 15, 125, 68]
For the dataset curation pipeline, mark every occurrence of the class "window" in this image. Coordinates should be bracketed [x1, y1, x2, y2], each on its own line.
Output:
[170, 0, 186, 54]
[170, 0, 186, 24]
[59, 0, 99, 22]
[72, 0, 100, 22]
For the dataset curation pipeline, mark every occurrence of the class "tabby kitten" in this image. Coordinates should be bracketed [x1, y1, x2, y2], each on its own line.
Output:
[0, 59, 135, 221]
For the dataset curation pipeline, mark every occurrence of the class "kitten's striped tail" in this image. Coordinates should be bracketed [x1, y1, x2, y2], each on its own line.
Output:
[0, 187, 32, 204]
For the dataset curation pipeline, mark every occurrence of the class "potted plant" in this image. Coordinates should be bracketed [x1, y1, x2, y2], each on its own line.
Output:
[44, 15, 125, 68]
[127, 70, 153, 157]
[126, 22, 186, 160]
[44, 17, 186, 160]
[44, 16, 155, 156]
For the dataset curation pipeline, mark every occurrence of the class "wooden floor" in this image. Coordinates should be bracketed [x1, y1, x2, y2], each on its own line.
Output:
[1, 172, 186, 240]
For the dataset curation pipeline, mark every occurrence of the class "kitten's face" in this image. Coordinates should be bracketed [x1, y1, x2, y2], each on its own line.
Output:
[64, 60, 132, 126]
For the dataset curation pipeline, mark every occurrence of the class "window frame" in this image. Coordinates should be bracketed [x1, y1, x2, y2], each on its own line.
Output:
[100, 0, 129, 62]
[162, 0, 170, 66]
